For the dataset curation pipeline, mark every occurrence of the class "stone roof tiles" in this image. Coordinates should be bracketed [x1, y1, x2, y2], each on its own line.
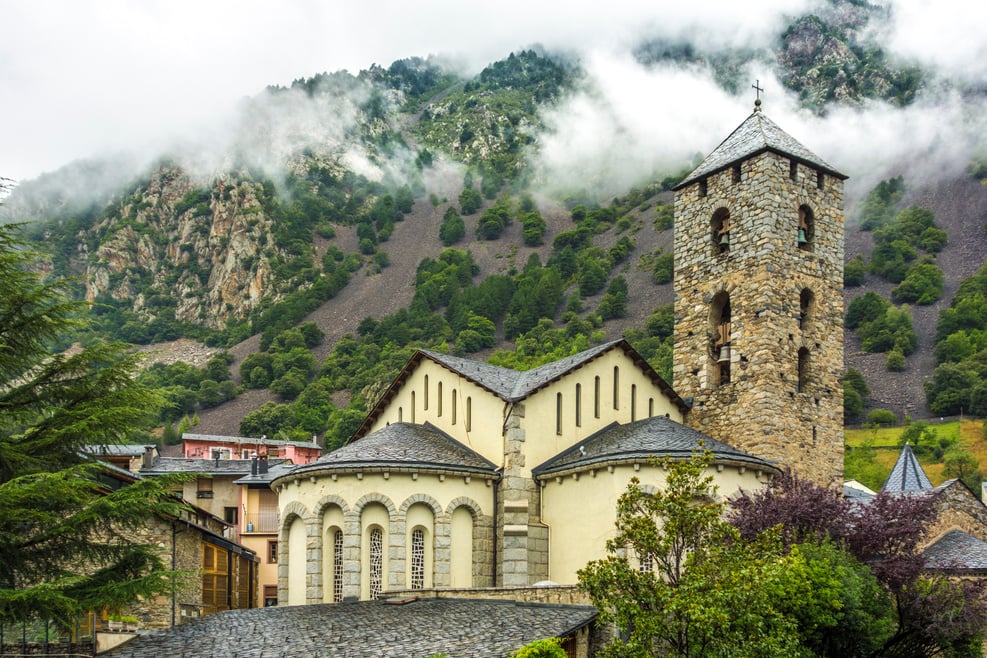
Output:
[101, 597, 598, 658]
[182, 432, 319, 450]
[882, 443, 934, 493]
[140, 457, 290, 476]
[924, 530, 987, 571]
[675, 105, 846, 189]
[83, 444, 154, 457]
[533, 415, 776, 477]
[282, 422, 499, 481]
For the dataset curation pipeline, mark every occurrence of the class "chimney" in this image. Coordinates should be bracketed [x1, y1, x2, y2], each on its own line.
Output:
[142, 445, 155, 471]
[259, 455, 269, 475]
[251, 457, 258, 476]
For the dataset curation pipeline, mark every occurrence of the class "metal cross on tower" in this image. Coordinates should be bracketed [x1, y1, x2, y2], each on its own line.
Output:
[752, 80, 764, 101]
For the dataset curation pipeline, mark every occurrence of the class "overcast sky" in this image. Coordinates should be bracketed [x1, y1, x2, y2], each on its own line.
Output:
[2, 0, 986, 193]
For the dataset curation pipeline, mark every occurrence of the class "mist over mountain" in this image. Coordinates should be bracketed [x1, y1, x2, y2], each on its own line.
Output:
[3, 0, 987, 439]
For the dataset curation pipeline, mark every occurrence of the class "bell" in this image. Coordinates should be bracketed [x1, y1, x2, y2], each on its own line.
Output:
[717, 345, 731, 362]
[720, 232, 729, 246]
[798, 228, 808, 245]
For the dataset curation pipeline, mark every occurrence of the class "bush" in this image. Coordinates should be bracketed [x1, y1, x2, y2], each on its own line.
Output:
[439, 207, 465, 246]
[844, 255, 867, 287]
[886, 349, 906, 371]
[866, 408, 897, 426]
[891, 258, 944, 305]
[652, 252, 674, 284]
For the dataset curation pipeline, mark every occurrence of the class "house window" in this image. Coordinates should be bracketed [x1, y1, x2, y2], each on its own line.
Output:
[613, 367, 620, 410]
[631, 384, 637, 422]
[732, 164, 741, 184]
[451, 390, 457, 425]
[556, 393, 563, 435]
[817, 170, 825, 190]
[410, 527, 425, 590]
[268, 540, 278, 564]
[699, 179, 708, 197]
[210, 447, 232, 461]
[649, 398, 654, 417]
[224, 506, 238, 526]
[639, 553, 654, 574]
[712, 207, 731, 256]
[423, 376, 429, 410]
[411, 392, 416, 423]
[398, 406, 403, 422]
[790, 159, 798, 181]
[332, 529, 343, 603]
[369, 527, 383, 600]
[196, 477, 213, 499]
[575, 383, 582, 427]
[437, 382, 443, 417]
[263, 585, 278, 607]
[466, 397, 472, 432]
[594, 376, 601, 418]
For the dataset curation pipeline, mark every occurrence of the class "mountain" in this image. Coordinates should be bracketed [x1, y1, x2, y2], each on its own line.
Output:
[3, 0, 986, 442]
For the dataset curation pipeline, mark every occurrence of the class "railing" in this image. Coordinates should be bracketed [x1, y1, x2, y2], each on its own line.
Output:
[243, 510, 279, 533]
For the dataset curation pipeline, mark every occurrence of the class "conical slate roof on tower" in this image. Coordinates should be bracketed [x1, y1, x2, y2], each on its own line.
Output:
[674, 100, 847, 190]
[882, 442, 934, 493]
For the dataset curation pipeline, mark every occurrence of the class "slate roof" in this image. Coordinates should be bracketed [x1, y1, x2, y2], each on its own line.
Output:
[101, 597, 598, 658]
[140, 457, 290, 476]
[83, 444, 154, 457]
[183, 432, 320, 450]
[924, 530, 987, 572]
[675, 103, 846, 190]
[882, 443, 934, 493]
[279, 422, 499, 482]
[354, 339, 687, 441]
[533, 415, 777, 477]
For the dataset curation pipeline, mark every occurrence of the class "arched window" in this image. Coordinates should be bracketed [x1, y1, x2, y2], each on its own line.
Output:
[613, 367, 620, 410]
[556, 392, 563, 435]
[332, 529, 343, 602]
[423, 375, 429, 410]
[369, 527, 383, 600]
[798, 205, 814, 252]
[711, 292, 731, 386]
[631, 384, 637, 422]
[799, 288, 814, 330]
[594, 376, 601, 418]
[466, 397, 472, 432]
[398, 407, 403, 422]
[410, 527, 425, 590]
[712, 207, 731, 255]
[798, 347, 810, 393]
[451, 389, 457, 425]
[437, 381, 443, 417]
[575, 383, 582, 427]
[648, 398, 654, 417]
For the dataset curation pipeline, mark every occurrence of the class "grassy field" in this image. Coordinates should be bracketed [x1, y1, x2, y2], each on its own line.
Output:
[844, 419, 986, 488]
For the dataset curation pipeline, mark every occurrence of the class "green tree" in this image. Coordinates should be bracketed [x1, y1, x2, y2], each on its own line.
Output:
[942, 448, 983, 493]
[579, 452, 825, 657]
[439, 206, 466, 245]
[0, 225, 185, 623]
[510, 638, 566, 658]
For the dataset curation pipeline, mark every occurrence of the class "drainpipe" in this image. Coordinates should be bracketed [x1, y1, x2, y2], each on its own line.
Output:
[492, 471, 501, 587]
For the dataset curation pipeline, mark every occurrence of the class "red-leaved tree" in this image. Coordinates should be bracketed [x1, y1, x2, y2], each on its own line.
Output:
[730, 471, 987, 657]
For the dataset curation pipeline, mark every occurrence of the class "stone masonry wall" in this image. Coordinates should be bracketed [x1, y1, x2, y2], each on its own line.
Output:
[674, 150, 845, 485]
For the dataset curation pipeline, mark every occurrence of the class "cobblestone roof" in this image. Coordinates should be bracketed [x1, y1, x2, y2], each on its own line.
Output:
[924, 530, 987, 571]
[882, 443, 933, 493]
[102, 597, 598, 658]
[675, 104, 846, 189]
[532, 415, 776, 477]
[283, 422, 499, 480]
[183, 432, 320, 450]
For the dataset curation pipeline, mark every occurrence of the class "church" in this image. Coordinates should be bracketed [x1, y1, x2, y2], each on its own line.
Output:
[271, 99, 848, 604]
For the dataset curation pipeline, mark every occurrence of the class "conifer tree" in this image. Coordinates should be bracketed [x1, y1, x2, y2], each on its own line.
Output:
[0, 224, 185, 623]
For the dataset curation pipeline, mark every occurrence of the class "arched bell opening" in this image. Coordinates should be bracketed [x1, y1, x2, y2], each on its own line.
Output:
[798, 205, 815, 252]
[711, 207, 731, 256]
[709, 292, 732, 387]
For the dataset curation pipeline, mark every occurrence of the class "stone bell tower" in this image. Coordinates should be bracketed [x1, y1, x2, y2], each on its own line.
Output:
[672, 98, 846, 485]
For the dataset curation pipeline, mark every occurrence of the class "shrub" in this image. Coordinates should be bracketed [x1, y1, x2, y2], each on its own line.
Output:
[844, 255, 867, 287]
[886, 349, 906, 371]
[866, 408, 897, 426]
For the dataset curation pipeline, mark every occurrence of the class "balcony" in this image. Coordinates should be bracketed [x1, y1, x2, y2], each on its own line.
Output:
[243, 510, 279, 534]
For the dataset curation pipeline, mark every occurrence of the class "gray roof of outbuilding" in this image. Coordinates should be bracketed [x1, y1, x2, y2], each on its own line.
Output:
[675, 105, 846, 189]
[533, 415, 776, 477]
[280, 422, 499, 482]
[101, 597, 598, 658]
[882, 443, 934, 493]
[83, 444, 154, 457]
[140, 457, 289, 476]
[924, 530, 987, 571]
